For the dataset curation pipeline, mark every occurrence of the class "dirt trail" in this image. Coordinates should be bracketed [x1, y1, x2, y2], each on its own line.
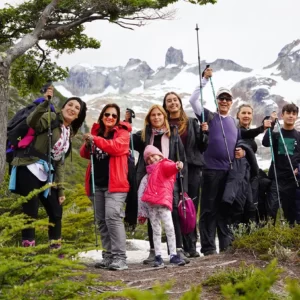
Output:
[84, 251, 298, 299]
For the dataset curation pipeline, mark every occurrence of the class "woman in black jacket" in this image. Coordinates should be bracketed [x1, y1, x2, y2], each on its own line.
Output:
[163, 92, 208, 258]
[126, 104, 190, 264]
[236, 104, 272, 223]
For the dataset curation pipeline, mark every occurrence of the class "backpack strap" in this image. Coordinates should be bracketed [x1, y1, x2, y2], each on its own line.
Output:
[14, 114, 61, 161]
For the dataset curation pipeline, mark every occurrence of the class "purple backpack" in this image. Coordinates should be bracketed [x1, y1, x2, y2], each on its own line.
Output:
[178, 192, 197, 235]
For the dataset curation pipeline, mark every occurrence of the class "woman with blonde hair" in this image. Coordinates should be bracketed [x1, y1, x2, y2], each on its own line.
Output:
[126, 104, 189, 264]
[234, 103, 273, 224]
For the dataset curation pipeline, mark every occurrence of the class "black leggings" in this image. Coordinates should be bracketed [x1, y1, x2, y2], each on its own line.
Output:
[15, 166, 62, 241]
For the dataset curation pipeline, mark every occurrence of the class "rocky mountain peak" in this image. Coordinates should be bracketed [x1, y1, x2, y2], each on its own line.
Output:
[264, 39, 300, 81]
[165, 47, 186, 67]
[125, 58, 142, 69]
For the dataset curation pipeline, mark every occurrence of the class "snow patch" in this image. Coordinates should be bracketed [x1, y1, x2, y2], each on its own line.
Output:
[165, 64, 179, 69]
[81, 86, 119, 102]
[54, 85, 73, 98]
[291, 43, 300, 53]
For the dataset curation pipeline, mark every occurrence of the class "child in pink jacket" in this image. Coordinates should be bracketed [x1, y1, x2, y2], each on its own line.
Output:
[138, 145, 185, 267]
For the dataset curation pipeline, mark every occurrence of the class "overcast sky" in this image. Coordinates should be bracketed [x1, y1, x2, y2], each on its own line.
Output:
[1, 0, 299, 70]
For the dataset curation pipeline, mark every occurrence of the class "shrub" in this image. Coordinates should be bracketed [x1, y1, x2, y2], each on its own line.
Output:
[232, 222, 300, 257]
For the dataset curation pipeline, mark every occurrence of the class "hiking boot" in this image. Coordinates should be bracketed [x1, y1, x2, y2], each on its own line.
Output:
[22, 240, 36, 261]
[95, 256, 113, 269]
[109, 259, 128, 271]
[22, 240, 35, 247]
[153, 255, 164, 267]
[203, 250, 217, 256]
[170, 254, 185, 266]
[189, 250, 200, 258]
[143, 248, 155, 264]
[177, 249, 190, 264]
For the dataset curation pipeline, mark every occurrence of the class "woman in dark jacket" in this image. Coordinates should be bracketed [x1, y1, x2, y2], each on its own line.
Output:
[126, 104, 189, 263]
[10, 87, 87, 250]
[163, 91, 208, 258]
[81, 103, 131, 271]
[236, 104, 272, 223]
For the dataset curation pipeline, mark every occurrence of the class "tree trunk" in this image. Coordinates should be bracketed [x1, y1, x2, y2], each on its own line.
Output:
[0, 65, 10, 184]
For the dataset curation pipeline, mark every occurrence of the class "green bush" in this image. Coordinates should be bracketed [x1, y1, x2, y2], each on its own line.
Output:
[232, 222, 300, 256]
[221, 260, 283, 300]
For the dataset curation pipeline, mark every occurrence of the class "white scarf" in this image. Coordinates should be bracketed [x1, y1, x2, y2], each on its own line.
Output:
[51, 125, 70, 161]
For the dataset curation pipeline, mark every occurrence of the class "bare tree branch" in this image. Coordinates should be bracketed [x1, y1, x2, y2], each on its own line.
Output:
[40, 8, 175, 40]
[35, 43, 47, 72]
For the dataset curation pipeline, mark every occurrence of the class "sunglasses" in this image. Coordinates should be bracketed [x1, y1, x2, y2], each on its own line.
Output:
[218, 96, 232, 102]
[104, 112, 118, 119]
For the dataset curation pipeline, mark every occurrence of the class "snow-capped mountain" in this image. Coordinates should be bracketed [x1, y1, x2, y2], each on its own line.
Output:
[56, 39, 300, 169]
[56, 39, 300, 129]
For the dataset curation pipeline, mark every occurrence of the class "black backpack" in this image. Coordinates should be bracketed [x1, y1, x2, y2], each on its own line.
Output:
[6, 99, 59, 163]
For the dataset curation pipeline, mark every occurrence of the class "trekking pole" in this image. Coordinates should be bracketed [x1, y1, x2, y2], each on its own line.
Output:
[275, 120, 299, 187]
[126, 108, 135, 159]
[195, 24, 205, 123]
[268, 128, 284, 223]
[89, 142, 99, 248]
[173, 125, 186, 218]
[209, 77, 233, 169]
[40, 80, 53, 195]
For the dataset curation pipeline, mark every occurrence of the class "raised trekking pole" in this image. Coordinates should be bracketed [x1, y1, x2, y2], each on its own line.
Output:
[89, 141, 99, 248]
[173, 125, 186, 218]
[209, 78, 233, 169]
[268, 127, 284, 223]
[275, 120, 299, 187]
[195, 24, 205, 123]
[40, 80, 53, 195]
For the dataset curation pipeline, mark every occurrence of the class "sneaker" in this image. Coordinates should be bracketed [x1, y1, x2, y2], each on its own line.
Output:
[177, 249, 190, 264]
[189, 250, 200, 258]
[95, 256, 113, 269]
[153, 255, 164, 267]
[143, 249, 155, 264]
[109, 259, 128, 271]
[22, 240, 35, 247]
[22, 240, 36, 261]
[203, 250, 217, 256]
[170, 254, 185, 266]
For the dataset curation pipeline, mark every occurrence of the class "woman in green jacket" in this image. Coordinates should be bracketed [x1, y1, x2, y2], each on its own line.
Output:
[10, 87, 87, 249]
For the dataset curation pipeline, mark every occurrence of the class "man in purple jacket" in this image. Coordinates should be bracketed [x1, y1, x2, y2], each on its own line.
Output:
[189, 69, 244, 256]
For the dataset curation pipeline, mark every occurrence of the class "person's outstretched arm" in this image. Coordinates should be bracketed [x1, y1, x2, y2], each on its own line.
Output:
[189, 77, 209, 117]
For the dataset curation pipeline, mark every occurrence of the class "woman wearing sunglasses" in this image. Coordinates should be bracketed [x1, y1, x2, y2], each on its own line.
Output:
[80, 103, 131, 271]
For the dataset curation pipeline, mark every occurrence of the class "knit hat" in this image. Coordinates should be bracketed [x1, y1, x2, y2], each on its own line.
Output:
[143, 145, 164, 162]
[216, 87, 232, 98]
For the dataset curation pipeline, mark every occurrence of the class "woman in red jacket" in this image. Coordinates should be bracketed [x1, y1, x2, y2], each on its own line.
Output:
[80, 103, 131, 271]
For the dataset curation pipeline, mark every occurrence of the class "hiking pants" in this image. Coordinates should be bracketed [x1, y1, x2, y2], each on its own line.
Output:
[199, 169, 232, 254]
[93, 186, 127, 260]
[183, 165, 201, 253]
[148, 205, 176, 256]
[15, 166, 62, 241]
[268, 178, 297, 225]
[147, 195, 183, 251]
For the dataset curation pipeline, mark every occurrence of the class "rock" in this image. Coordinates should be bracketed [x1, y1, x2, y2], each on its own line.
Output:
[165, 47, 186, 67]
[264, 39, 300, 82]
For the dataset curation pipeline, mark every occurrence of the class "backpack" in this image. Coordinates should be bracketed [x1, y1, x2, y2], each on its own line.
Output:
[6, 98, 58, 163]
[178, 192, 197, 235]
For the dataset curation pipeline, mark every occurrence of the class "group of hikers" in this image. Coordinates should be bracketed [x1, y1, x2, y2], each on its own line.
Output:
[7, 67, 300, 271]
